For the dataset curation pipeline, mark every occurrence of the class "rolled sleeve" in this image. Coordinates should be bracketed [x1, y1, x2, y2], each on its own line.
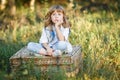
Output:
[62, 28, 70, 41]
[39, 28, 48, 43]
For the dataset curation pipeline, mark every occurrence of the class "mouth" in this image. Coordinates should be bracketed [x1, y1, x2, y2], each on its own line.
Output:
[55, 19, 58, 21]
[55, 19, 58, 22]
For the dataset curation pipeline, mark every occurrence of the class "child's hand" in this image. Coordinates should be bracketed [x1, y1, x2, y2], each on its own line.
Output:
[46, 47, 54, 55]
[55, 19, 63, 27]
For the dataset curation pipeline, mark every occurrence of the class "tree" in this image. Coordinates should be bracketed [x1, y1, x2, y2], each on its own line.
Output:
[8, 0, 16, 16]
[30, 0, 35, 12]
[0, 0, 7, 11]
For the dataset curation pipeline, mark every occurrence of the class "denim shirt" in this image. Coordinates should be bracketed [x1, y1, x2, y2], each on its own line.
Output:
[39, 26, 70, 46]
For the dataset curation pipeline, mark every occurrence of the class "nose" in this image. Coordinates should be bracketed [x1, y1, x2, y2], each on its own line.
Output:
[54, 16, 59, 20]
[54, 14, 58, 18]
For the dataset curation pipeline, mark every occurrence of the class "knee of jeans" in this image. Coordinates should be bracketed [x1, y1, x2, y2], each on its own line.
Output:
[56, 41, 67, 50]
[67, 47, 73, 53]
[27, 42, 34, 49]
[66, 43, 73, 53]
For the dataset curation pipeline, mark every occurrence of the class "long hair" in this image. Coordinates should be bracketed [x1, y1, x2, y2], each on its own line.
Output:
[44, 5, 70, 29]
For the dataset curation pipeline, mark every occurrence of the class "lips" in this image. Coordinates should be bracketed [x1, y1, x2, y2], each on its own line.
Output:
[55, 19, 58, 21]
[54, 19, 59, 22]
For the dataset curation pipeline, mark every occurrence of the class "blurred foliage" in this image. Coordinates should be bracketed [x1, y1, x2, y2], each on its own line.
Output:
[0, 0, 120, 30]
[0, 0, 120, 80]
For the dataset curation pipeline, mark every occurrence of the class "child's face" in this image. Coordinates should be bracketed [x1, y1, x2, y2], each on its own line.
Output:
[51, 10, 63, 24]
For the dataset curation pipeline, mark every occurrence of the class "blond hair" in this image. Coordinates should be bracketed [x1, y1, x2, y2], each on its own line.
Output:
[44, 5, 70, 29]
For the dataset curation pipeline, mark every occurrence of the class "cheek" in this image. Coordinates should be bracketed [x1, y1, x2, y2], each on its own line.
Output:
[60, 15, 64, 20]
[59, 17, 63, 22]
[51, 16, 54, 21]
[51, 16, 56, 23]
[61, 17, 64, 20]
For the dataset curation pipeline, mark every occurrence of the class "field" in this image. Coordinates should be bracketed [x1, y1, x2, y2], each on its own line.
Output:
[0, 4, 120, 80]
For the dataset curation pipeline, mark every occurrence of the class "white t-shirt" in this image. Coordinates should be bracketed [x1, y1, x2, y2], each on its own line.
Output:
[39, 26, 70, 46]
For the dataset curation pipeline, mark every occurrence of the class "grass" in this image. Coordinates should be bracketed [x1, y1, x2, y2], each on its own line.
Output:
[0, 6, 120, 80]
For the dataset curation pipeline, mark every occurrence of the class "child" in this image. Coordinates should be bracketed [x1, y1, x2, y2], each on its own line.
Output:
[27, 5, 73, 57]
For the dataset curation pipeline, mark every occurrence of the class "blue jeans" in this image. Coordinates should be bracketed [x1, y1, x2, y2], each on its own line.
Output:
[27, 41, 72, 53]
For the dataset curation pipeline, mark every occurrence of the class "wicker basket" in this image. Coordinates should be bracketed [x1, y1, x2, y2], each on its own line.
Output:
[10, 45, 82, 77]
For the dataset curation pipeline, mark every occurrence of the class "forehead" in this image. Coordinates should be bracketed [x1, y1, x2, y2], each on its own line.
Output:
[51, 10, 63, 14]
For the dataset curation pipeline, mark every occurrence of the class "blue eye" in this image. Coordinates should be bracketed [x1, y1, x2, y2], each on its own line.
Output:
[52, 13, 55, 16]
[58, 14, 61, 15]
